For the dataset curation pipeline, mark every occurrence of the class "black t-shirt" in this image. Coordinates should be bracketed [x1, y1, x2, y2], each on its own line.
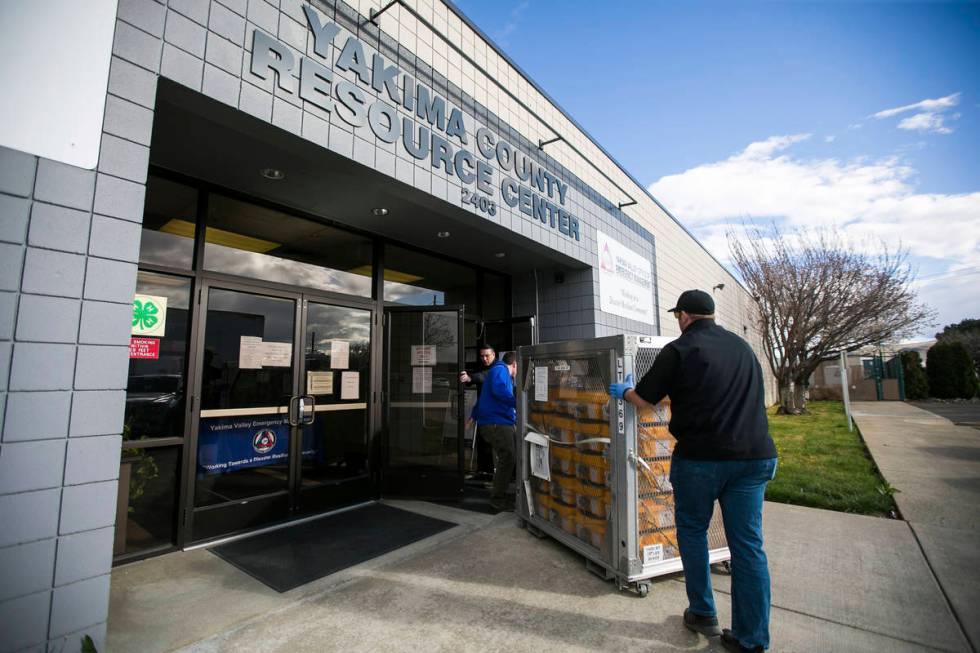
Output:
[633, 319, 776, 460]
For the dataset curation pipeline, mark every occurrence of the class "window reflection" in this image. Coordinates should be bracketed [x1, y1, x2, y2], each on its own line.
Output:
[384, 245, 477, 308]
[124, 271, 192, 440]
[139, 176, 198, 269]
[204, 195, 373, 297]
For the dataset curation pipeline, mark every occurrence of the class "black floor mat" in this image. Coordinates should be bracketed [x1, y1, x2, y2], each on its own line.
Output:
[210, 503, 455, 592]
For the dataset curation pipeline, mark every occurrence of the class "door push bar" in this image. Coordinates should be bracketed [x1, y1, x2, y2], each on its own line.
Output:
[288, 395, 316, 426]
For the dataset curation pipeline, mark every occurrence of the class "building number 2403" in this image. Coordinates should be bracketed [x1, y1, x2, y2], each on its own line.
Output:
[461, 189, 496, 215]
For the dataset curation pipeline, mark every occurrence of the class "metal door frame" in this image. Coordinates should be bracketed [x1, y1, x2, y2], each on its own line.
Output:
[381, 304, 466, 499]
[181, 277, 379, 544]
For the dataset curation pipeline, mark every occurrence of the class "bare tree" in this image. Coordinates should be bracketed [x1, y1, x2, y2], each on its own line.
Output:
[729, 224, 934, 414]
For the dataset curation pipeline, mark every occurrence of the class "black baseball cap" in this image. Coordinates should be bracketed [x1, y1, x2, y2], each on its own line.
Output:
[667, 289, 715, 315]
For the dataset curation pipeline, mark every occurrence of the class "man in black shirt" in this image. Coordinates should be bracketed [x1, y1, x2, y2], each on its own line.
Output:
[610, 290, 778, 653]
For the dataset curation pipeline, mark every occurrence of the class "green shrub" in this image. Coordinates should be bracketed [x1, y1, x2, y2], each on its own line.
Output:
[901, 351, 929, 400]
[927, 341, 980, 399]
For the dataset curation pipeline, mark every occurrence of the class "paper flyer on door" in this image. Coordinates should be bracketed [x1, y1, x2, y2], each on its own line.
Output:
[330, 340, 350, 368]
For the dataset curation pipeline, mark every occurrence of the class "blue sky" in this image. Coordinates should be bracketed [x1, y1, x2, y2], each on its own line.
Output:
[454, 0, 980, 339]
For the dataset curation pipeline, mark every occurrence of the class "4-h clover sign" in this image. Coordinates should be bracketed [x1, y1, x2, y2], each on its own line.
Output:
[131, 294, 168, 337]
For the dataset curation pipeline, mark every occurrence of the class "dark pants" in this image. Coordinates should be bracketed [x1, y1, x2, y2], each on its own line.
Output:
[477, 423, 515, 505]
[670, 457, 778, 651]
[475, 429, 494, 474]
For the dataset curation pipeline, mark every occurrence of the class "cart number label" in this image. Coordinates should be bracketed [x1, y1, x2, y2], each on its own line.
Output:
[643, 544, 664, 565]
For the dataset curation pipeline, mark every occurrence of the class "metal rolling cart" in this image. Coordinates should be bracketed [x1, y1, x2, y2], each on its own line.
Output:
[516, 335, 731, 596]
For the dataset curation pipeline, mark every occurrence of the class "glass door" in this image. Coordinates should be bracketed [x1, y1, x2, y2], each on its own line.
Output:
[383, 306, 465, 499]
[189, 284, 301, 541]
[296, 300, 374, 514]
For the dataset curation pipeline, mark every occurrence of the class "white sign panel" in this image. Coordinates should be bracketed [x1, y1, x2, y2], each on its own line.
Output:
[330, 340, 349, 369]
[412, 367, 432, 394]
[340, 372, 359, 400]
[525, 431, 551, 482]
[597, 230, 654, 324]
[307, 371, 334, 395]
[0, 1, 118, 168]
[131, 294, 168, 337]
[534, 367, 549, 402]
[262, 342, 292, 367]
[411, 345, 437, 366]
[239, 336, 263, 369]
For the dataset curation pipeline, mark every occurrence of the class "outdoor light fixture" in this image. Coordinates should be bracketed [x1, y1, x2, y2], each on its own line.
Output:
[371, 207, 389, 216]
[260, 167, 285, 180]
[494, 252, 506, 258]
[437, 231, 451, 238]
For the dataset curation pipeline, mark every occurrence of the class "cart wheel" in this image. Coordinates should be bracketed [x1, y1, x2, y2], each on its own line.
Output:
[637, 582, 650, 598]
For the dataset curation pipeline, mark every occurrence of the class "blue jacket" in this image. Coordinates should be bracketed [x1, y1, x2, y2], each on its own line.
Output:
[471, 361, 516, 425]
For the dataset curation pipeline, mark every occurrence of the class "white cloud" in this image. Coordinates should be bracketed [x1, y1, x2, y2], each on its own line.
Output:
[824, 135, 836, 143]
[872, 92, 960, 134]
[649, 136, 980, 335]
[872, 92, 960, 119]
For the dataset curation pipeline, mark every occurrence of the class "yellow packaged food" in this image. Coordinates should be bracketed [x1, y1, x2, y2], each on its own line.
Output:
[576, 512, 608, 549]
[574, 401, 609, 421]
[533, 492, 552, 518]
[638, 496, 675, 530]
[550, 501, 578, 534]
[549, 474, 580, 506]
[577, 421, 609, 437]
[638, 401, 671, 425]
[549, 444, 578, 476]
[638, 426, 674, 458]
[639, 459, 672, 494]
[577, 452, 611, 487]
[576, 482, 612, 519]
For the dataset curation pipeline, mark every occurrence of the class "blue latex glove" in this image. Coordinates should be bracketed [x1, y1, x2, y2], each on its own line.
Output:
[609, 374, 634, 400]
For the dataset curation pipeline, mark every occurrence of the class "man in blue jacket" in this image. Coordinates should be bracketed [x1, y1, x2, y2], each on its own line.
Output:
[469, 351, 517, 511]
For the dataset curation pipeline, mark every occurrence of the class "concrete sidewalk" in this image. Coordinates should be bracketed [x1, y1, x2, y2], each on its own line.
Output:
[852, 401, 980, 652]
[108, 497, 971, 652]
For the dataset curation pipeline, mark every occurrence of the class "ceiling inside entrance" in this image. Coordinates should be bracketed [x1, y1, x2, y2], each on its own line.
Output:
[149, 80, 583, 278]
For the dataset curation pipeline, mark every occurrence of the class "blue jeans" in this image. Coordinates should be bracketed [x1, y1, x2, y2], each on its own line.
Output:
[669, 457, 778, 650]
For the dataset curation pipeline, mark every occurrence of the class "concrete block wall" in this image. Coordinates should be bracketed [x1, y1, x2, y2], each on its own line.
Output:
[0, 0, 155, 648]
[0, 147, 131, 651]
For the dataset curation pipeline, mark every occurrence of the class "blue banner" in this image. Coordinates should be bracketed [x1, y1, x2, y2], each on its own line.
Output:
[197, 414, 293, 476]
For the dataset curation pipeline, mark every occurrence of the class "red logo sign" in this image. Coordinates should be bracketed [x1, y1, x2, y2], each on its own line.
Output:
[129, 337, 160, 359]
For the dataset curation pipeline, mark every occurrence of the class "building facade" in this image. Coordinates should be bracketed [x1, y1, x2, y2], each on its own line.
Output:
[0, 1, 773, 650]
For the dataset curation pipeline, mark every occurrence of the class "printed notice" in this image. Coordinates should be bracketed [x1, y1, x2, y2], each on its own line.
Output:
[239, 336, 263, 369]
[525, 431, 551, 482]
[643, 544, 665, 565]
[129, 337, 160, 359]
[330, 340, 349, 369]
[340, 371, 359, 400]
[263, 342, 292, 367]
[534, 367, 549, 402]
[411, 345, 437, 366]
[412, 366, 432, 394]
[307, 371, 333, 395]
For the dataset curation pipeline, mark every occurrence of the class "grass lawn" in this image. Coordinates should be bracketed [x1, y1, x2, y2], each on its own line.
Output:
[766, 401, 898, 517]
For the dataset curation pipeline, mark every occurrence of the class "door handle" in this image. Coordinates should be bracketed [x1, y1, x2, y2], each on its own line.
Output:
[299, 395, 315, 425]
[287, 395, 300, 427]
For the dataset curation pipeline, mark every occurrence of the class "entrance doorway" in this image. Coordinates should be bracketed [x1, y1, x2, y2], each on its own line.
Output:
[382, 306, 465, 500]
[188, 281, 373, 542]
